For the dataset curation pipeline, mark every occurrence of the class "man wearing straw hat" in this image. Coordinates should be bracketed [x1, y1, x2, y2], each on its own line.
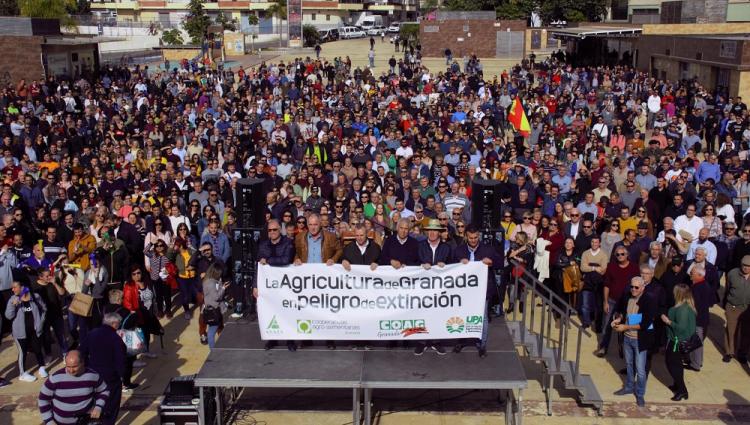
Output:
[414, 218, 454, 356]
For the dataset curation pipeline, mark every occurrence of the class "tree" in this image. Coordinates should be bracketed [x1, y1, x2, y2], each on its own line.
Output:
[267, 0, 286, 47]
[302, 23, 319, 48]
[182, 0, 211, 45]
[0, 0, 19, 16]
[215, 11, 236, 32]
[161, 28, 184, 45]
[66, 0, 89, 15]
[442, 0, 496, 10]
[399, 23, 419, 46]
[19, 0, 75, 27]
[247, 13, 259, 52]
[247, 13, 259, 27]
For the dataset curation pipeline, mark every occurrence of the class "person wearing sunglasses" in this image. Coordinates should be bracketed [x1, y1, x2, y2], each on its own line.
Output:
[610, 275, 658, 407]
[597, 246, 640, 358]
[256, 219, 297, 351]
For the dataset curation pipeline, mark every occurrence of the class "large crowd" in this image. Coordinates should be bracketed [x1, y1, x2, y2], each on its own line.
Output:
[0, 42, 746, 423]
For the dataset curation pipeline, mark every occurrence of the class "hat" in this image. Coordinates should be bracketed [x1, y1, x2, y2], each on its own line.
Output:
[742, 255, 750, 267]
[637, 222, 649, 230]
[422, 218, 446, 231]
[671, 256, 684, 266]
[678, 230, 694, 242]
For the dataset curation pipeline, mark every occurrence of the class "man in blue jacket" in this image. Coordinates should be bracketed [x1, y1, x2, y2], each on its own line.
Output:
[200, 220, 231, 264]
[80, 313, 127, 425]
[452, 224, 503, 357]
[415, 219, 454, 356]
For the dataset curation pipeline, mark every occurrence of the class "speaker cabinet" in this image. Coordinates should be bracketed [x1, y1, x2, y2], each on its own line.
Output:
[235, 178, 267, 228]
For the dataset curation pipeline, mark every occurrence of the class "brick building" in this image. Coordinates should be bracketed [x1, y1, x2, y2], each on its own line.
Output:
[0, 17, 103, 84]
[419, 11, 526, 59]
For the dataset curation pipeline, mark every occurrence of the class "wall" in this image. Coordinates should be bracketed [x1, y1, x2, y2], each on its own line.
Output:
[419, 20, 525, 58]
[642, 22, 750, 34]
[523, 28, 561, 56]
[0, 36, 45, 85]
[162, 47, 201, 62]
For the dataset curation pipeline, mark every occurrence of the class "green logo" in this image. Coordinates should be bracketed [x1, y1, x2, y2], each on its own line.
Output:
[466, 316, 483, 325]
[267, 316, 280, 330]
[445, 317, 465, 333]
[297, 320, 312, 334]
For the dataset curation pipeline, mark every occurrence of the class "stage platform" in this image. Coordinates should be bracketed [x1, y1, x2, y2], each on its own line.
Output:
[195, 318, 527, 425]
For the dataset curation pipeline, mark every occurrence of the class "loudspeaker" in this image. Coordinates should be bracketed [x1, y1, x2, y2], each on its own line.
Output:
[471, 179, 503, 230]
[232, 228, 261, 274]
[235, 178, 267, 228]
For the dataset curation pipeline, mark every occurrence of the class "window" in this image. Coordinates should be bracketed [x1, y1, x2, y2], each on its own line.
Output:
[719, 41, 737, 59]
[326, 14, 330, 21]
[312, 13, 316, 21]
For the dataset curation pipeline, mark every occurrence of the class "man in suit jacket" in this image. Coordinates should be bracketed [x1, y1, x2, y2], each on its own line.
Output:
[112, 215, 143, 266]
[639, 241, 670, 279]
[563, 208, 583, 239]
[293, 213, 343, 266]
[452, 224, 503, 357]
[415, 219, 454, 356]
[293, 213, 342, 349]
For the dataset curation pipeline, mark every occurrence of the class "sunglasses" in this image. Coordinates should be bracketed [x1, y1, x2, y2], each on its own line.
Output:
[616, 253, 627, 257]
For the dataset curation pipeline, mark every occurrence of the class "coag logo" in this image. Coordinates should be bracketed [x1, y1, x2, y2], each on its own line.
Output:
[267, 316, 280, 330]
[297, 319, 312, 334]
[379, 319, 425, 330]
[466, 316, 483, 325]
[445, 316, 465, 333]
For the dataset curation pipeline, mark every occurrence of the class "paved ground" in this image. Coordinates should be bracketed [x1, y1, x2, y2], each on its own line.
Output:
[3, 39, 749, 424]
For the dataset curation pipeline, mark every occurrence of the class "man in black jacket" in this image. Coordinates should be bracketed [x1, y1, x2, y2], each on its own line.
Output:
[611, 276, 658, 408]
[341, 225, 381, 271]
[452, 225, 502, 357]
[255, 219, 296, 351]
[341, 224, 381, 350]
[80, 313, 127, 425]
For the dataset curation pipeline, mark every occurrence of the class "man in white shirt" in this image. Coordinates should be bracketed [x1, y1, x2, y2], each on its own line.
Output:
[390, 199, 414, 219]
[686, 227, 718, 264]
[674, 204, 703, 242]
[647, 90, 661, 129]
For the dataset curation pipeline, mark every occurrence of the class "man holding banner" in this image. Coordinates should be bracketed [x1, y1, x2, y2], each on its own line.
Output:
[415, 219, 455, 356]
[293, 214, 343, 349]
[341, 224, 381, 350]
[256, 219, 297, 352]
[453, 224, 503, 357]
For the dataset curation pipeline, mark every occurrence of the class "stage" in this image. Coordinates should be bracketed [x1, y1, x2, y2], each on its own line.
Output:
[194, 318, 527, 425]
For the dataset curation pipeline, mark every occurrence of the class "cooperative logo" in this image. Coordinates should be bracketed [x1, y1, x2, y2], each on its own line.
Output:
[267, 316, 280, 330]
[445, 316, 465, 333]
[379, 319, 428, 337]
[297, 319, 312, 334]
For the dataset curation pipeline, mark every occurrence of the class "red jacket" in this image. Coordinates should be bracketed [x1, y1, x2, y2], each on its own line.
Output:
[123, 281, 140, 312]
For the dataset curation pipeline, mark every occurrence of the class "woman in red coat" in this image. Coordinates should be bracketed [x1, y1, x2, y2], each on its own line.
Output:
[123, 266, 161, 359]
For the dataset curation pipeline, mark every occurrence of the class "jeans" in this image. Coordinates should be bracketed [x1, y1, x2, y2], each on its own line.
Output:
[153, 278, 172, 315]
[579, 290, 596, 327]
[623, 336, 648, 398]
[177, 276, 199, 311]
[42, 314, 69, 357]
[479, 306, 489, 350]
[598, 298, 617, 351]
[207, 325, 220, 349]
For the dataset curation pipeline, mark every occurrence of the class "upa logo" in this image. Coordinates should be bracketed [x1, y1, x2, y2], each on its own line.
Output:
[466, 316, 483, 325]
[297, 319, 312, 334]
[445, 316, 465, 334]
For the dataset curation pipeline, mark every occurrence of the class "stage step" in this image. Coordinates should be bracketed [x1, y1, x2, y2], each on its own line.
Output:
[504, 320, 602, 413]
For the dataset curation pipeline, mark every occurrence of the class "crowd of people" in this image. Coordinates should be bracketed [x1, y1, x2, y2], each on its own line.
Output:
[0, 39, 744, 422]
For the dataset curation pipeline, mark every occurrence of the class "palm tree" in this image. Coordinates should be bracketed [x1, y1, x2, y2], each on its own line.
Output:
[267, 0, 287, 47]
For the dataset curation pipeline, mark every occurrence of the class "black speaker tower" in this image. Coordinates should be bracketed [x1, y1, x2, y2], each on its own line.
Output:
[235, 177, 267, 229]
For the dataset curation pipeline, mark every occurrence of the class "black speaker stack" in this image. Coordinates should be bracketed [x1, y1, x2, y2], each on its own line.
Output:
[232, 178, 267, 316]
[471, 179, 503, 231]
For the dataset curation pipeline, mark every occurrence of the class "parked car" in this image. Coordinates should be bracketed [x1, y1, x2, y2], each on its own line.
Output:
[340, 26, 365, 39]
[318, 28, 340, 42]
[366, 26, 387, 36]
[387, 23, 400, 33]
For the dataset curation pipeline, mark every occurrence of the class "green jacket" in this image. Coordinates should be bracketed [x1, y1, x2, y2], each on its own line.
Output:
[666, 303, 696, 348]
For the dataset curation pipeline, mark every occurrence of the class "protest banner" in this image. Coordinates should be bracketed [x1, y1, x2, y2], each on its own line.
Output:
[257, 262, 488, 340]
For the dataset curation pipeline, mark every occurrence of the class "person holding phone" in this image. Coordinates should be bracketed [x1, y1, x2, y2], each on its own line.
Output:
[202, 263, 228, 349]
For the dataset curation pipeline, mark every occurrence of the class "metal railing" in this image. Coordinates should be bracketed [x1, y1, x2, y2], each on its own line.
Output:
[508, 259, 592, 412]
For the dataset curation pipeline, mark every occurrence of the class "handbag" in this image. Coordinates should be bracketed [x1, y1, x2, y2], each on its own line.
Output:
[563, 263, 583, 293]
[203, 305, 222, 326]
[117, 314, 146, 356]
[69, 292, 94, 317]
[511, 264, 525, 278]
[677, 333, 703, 355]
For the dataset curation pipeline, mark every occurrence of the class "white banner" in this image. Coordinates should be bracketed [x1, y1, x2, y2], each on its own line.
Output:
[257, 263, 488, 340]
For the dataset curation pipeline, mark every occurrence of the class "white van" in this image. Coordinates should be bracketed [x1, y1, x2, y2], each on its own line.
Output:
[340, 26, 365, 39]
[359, 15, 384, 31]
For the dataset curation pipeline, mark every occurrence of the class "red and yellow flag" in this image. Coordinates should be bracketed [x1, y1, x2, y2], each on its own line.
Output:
[508, 98, 530, 136]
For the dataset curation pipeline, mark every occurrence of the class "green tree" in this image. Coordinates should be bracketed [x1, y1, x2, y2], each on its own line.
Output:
[247, 13, 258, 27]
[442, 0, 496, 10]
[0, 0, 19, 15]
[267, 0, 286, 47]
[399, 22, 419, 46]
[302, 23, 319, 47]
[66, 0, 89, 15]
[19, 0, 75, 27]
[495, 0, 536, 20]
[215, 11, 236, 32]
[161, 28, 184, 45]
[182, 0, 211, 45]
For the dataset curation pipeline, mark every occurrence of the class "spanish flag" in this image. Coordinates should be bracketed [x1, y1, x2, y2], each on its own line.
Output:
[509, 98, 531, 136]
